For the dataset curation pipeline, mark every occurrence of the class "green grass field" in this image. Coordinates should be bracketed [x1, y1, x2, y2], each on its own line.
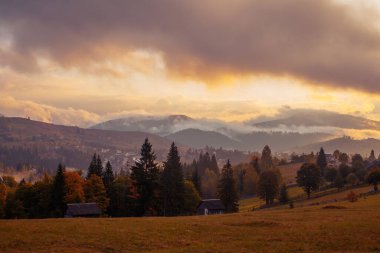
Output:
[1, 188, 380, 252]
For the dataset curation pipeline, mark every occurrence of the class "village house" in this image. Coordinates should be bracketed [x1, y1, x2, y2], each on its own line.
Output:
[197, 199, 225, 215]
[65, 203, 101, 218]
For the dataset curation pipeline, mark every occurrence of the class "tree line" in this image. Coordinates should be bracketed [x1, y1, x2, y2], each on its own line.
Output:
[0, 138, 239, 218]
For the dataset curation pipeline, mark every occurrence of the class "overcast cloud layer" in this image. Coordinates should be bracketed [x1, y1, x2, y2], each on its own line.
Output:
[1, 0, 380, 92]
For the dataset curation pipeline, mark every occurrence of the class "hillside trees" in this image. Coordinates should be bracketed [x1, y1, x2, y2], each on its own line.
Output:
[296, 163, 320, 199]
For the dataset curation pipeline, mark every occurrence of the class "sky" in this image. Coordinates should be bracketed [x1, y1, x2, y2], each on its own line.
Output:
[1, 0, 380, 128]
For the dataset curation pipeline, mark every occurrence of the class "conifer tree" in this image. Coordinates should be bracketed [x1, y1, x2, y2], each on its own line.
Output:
[317, 147, 327, 175]
[260, 145, 273, 171]
[161, 142, 185, 216]
[103, 161, 115, 196]
[369, 150, 376, 162]
[87, 153, 97, 179]
[211, 154, 219, 175]
[218, 160, 239, 212]
[95, 155, 103, 177]
[191, 165, 201, 194]
[51, 163, 66, 217]
[130, 138, 160, 216]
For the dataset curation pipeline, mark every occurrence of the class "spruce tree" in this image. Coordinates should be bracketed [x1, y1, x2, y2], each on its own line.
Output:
[191, 165, 201, 195]
[260, 145, 273, 171]
[87, 153, 97, 179]
[95, 155, 103, 177]
[211, 154, 219, 175]
[369, 150, 376, 162]
[218, 160, 239, 212]
[161, 142, 185, 216]
[103, 161, 115, 196]
[317, 147, 327, 175]
[130, 138, 160, 216]
[51, 163, 66, 217]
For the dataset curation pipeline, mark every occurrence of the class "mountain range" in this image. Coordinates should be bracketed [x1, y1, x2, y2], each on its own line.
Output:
[0, 117, 174, 172]
[92, 110, 380, 152]
[2, 109, 380, 172]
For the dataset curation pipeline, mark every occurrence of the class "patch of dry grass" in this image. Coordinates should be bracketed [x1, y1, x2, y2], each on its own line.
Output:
[1, 192, 380, 252]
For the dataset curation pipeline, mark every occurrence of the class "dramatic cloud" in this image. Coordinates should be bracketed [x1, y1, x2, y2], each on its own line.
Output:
[0, 1, 380, 92]
[0, 94, 100, 127]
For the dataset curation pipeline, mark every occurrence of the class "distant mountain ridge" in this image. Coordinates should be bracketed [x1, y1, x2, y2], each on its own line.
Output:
[253, 110, 380, 130]
[91, 115, 195, 136]
[0, 117, 173, 171]
[291, 136, 380, 156]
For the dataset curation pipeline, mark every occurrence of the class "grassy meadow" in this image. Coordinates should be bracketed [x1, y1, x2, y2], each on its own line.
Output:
[1, 188, 380, 253]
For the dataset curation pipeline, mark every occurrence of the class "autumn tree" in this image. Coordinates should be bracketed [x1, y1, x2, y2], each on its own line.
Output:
[64, 171, 85, 203]
[130, 138, 160, 216]
[84, 174, 109, 213]
[201, 169, 218, 199]
[161, 142, 185, 216]
[296, 163, 320, 199]
[51, 163, 66, 217]
[258, 169, 280, 205]
[218, 160, 239, 212]
[182, 180, 201, 215]
[367, 167, 380, 191]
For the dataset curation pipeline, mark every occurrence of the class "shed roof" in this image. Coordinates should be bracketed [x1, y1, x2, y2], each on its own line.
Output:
[66, 203, 101, 216]
[198, 199, 225, 210]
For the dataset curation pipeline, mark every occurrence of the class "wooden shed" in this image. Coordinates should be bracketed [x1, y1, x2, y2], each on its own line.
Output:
[65, 203, 101, 218]
[197, 199, 225, 215]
